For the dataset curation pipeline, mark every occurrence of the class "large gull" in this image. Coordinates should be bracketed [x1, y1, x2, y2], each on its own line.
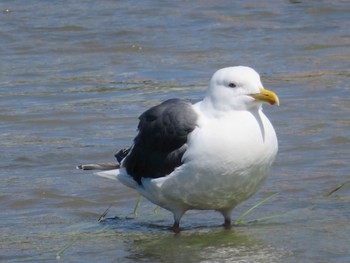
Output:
[78, 66, 279, 232]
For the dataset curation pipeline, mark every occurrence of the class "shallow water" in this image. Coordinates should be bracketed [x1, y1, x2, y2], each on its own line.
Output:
[1, 1, 350, 262]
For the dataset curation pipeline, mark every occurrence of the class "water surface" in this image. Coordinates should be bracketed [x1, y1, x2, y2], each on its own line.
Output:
[1, 1, 350, 262]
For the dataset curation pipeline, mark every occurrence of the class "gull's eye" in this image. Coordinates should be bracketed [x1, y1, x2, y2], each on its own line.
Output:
[228, 83, 236, 88]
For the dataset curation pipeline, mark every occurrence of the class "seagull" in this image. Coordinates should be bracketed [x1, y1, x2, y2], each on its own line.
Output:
[78, 66, 279, 232]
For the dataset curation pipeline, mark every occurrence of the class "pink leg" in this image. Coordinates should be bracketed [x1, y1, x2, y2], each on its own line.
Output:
[220, 209, 233, 229]
[170, 221, 181, 233]
[223, 217, 232, 229]
[170, 210, 185, 233]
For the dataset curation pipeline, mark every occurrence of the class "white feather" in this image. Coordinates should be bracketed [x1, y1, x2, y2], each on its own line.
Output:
[94, 169, 119, 181]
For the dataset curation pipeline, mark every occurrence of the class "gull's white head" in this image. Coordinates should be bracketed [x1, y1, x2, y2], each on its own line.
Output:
[203, 66, 279, 112]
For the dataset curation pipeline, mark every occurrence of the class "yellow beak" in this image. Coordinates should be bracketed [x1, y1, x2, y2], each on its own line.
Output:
[250, 88, 280, 106]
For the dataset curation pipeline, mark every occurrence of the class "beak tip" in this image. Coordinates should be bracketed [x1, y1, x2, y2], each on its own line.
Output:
[250, 89, 280, 106]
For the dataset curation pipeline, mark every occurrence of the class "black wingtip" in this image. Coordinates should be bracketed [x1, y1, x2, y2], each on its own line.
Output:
[115, 148, 130, 162]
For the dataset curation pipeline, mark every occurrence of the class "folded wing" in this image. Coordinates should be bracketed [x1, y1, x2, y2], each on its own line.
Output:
[123, 99, 198, 184]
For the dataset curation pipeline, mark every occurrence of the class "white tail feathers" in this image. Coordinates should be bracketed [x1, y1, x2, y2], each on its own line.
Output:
[79, 164, 139, 189]
[95, 169, 139, 189]
[95, 169, 120, 181]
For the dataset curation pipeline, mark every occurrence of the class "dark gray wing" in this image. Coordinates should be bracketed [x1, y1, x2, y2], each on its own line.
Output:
[122, 98, 198, 184]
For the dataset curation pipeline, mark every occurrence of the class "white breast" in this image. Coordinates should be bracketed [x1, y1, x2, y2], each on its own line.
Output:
[139, 105, 278, 213]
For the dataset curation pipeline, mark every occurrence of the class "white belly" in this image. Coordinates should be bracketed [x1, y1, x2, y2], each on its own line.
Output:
[138, 109, 278, 213]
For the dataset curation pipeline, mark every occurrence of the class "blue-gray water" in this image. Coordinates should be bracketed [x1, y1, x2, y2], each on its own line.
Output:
[1, 1, 350, 262]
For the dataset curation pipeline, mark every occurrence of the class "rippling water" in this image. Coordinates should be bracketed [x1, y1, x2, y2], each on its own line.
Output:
[1, 1, 350, 262]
